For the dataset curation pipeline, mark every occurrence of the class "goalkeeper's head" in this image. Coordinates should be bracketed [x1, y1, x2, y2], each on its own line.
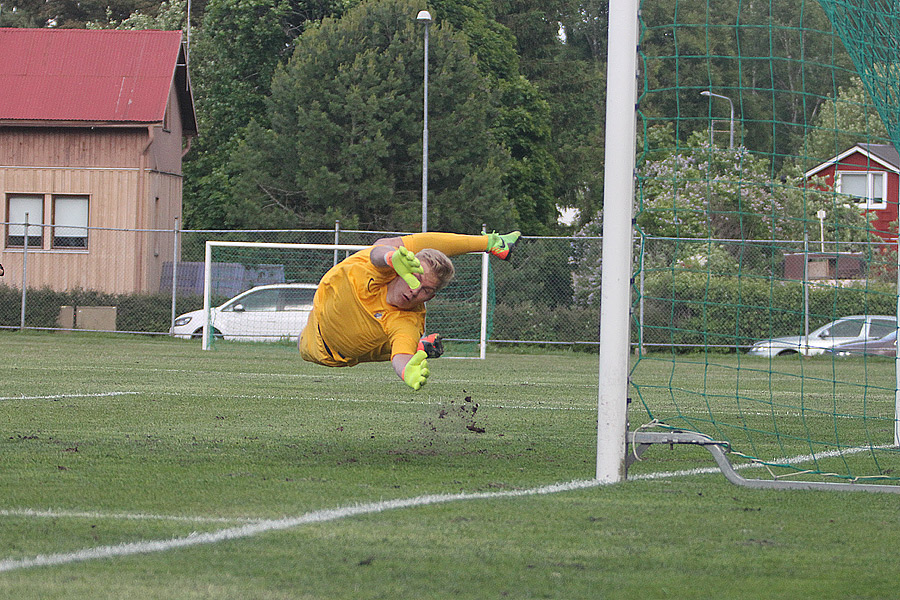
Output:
[416, 249, 455, 291]
[386, 249, 455, 310]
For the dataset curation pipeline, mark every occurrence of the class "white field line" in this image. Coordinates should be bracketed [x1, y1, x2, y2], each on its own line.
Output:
[1, 390, 892, 420]
[0, 391, 139, 401]
[0, 479, 603, 573]
[3, 443, 895, 573]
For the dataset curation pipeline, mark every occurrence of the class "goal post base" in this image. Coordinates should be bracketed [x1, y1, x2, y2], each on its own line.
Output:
[627, 430, 900, 494]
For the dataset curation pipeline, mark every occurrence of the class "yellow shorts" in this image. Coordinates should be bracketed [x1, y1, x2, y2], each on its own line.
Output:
[299, 310, 393, 367]
[298, 311, 351, 367]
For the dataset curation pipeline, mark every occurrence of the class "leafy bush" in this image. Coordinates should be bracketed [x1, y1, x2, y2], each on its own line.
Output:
[639, 271, 897, 350]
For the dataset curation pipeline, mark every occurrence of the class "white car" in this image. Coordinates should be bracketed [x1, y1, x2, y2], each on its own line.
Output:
[747, 315, 896, 357]
[171, 283, 318, 342]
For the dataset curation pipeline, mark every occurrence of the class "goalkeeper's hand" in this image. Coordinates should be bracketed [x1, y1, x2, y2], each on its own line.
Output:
[387, 246, 423, 290]
[402, 350, 429, 391]
[417, 333, 444, 359]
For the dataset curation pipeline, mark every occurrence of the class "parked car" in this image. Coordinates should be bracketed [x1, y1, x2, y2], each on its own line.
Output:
[747, 315, 896, 357]
[827, 330, 898, 357]
[171, 283, 318, 342]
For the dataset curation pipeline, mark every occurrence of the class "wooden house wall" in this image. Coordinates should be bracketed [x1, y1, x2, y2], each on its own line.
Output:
[0, 128, 146, 168]
[0, 166, 185, 294]
[0, 93, 188, 294]
[149, 86, 187, 175]
[0, 166, 143, 293]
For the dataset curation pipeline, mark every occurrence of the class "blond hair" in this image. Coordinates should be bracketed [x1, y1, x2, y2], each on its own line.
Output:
[416, 248, 455, 290]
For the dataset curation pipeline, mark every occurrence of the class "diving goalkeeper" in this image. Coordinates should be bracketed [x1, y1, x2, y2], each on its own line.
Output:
[298, 231, 520, 390]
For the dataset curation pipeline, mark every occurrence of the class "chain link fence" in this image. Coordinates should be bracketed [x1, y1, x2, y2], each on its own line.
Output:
[3, 223, 892, 350]
[636, 236, 898, 352]
[0, 224, 601, 348]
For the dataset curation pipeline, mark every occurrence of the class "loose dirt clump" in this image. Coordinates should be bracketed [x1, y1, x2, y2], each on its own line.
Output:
[398, 391, 488, 455]
[432, 394, 484, 434]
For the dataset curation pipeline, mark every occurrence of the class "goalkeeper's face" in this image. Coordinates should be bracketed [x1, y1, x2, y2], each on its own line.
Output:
[386, 266, 439, 310]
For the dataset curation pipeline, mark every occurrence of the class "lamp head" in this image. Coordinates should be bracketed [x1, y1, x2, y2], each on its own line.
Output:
[417, 10, 432, 23]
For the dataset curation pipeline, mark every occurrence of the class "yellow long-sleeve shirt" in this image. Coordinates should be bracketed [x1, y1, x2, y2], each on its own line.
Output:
[299, 247, 424, 367]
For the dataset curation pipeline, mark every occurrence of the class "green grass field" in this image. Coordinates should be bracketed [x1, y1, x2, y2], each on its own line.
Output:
[2, 332, 900, 599]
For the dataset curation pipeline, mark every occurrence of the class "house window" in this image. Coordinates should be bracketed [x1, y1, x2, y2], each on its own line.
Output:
[6, 195, 44, 248]
[838, 171, 886, 209]
[52, 195, 89, 249]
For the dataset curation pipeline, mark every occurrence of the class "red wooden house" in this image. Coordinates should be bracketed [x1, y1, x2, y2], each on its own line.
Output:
[805, 143, 900, 242]
[0, 28, 197, 294]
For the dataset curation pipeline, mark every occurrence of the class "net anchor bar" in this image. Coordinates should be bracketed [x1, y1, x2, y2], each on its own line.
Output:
[626, 431, 900, 494]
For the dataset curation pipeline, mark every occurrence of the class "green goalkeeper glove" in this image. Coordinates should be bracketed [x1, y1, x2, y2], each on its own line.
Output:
[402, 350, 429, 390]
[388, 246, 423, 290]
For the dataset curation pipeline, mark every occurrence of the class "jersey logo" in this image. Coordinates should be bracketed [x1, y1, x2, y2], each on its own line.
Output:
[374, 311, 384, 319]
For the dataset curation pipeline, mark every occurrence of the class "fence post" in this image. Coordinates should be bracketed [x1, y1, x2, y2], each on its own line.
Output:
[19, 213, 29, 331]
[803, 234, 809, 344]
[334, 220, 340, 266]
[895, 234, 900, 446]
[479, 224, 488, 359]
[170, 217, 180, 335]
[638, 235, 645, 356]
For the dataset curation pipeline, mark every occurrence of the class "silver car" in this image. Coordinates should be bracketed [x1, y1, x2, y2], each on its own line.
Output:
[828, 330, 898, 358]
[171, 283, 317, 342]
[747, 315, 896, 357]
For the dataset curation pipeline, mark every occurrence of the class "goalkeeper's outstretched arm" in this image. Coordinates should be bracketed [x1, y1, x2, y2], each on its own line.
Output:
[391, 335, 443, 390]
[392, 351, 429, 391]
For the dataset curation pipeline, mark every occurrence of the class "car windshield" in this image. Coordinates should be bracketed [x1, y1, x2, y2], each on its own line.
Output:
[226, 289, 278, 312]
[821, 319, 864, 338]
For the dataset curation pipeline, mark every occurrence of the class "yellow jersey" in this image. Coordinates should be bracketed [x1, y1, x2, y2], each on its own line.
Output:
[299, 247, 424, 367]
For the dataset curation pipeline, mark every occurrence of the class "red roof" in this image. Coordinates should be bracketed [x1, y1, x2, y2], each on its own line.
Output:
[0, 28, 195, 130]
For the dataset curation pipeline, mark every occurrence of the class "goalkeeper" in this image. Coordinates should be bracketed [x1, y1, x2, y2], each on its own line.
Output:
[299, 231, 520, 390]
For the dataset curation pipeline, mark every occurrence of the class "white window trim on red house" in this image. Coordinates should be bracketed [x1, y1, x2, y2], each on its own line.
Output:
[837, 170, 888, 210]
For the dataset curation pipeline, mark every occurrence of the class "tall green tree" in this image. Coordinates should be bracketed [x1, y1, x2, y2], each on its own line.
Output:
[86, 0, 189, 29]
[181, 0, 347, 228]
[486, 0, 607, 228]
[182, 0, 332, 228]
[431, 0, 559, 233]
[0, 0, 160, 27]
[227, 0, 515, 232]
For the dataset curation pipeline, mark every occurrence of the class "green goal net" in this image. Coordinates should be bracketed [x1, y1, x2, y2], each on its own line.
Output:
[626, 0, 900, 485]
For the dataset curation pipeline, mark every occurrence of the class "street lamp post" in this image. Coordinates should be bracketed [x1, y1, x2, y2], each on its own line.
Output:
[701, 90, 734, 148]
[417, 10, 432, 232]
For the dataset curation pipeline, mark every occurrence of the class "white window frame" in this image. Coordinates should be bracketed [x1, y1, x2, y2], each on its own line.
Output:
[6, 194, 44, 248]
[51, 195, 89, 250]
[838, 170, 887, 210]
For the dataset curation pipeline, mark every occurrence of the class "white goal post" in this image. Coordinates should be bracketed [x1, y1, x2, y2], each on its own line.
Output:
[597, 0, 640, 483]
[202, 240, 491, 358]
